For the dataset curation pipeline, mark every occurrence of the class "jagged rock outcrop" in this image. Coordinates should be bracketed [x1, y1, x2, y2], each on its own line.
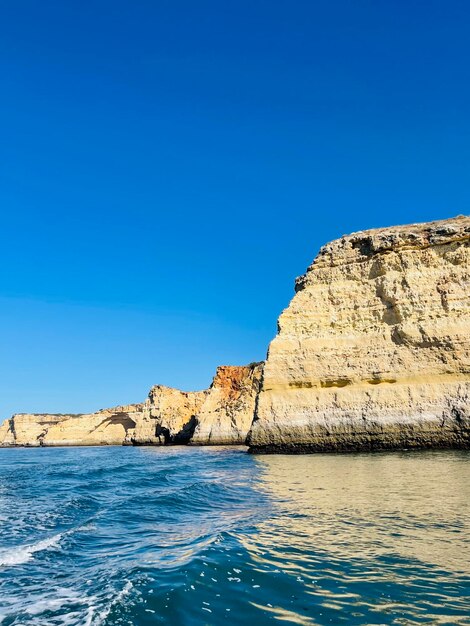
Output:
[191, 364, 263, 444]
[132, 386, 205, 445]
[132, 363, 263, 445]
[0, 363, 263, 447]
[248, 216, 470, 452]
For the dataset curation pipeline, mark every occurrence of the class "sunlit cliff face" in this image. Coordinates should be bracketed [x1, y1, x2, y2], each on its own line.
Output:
[249, 215, 470, 452]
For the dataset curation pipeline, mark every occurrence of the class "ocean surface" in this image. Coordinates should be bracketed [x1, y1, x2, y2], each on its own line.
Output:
[0, 447, 469, 626]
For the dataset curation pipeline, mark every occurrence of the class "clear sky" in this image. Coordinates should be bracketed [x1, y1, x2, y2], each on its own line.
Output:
[1, 0, 469, 419]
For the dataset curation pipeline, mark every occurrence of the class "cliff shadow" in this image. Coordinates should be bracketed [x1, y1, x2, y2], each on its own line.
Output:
[156, 415, 198, 445]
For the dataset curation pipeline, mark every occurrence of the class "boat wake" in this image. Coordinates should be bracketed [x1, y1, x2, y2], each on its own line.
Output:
[0, 533, 62, 567]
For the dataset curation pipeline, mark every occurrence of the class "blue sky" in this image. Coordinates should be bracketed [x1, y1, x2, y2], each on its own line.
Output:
[1, 0, 469, 419]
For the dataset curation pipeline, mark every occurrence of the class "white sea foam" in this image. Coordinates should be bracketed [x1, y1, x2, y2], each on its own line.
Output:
[0, 587, 87, 626]
[0, 533, 62, 567]
[84, 580, 133, 626]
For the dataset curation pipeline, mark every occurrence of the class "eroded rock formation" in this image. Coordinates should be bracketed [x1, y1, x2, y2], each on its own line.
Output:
[0, 363, 262, 447]
[2, 216, 469, 453]
[247, 215, 470, 452]
[191, 364, 263, 445]
[0, 405, 143, 447]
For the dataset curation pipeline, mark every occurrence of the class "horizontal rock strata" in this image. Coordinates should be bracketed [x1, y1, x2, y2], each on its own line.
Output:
[2, 215, 469, 454]
[248, 216, 470, 453]
[0, 405, 144, 447]
[0, 363, 262, 447]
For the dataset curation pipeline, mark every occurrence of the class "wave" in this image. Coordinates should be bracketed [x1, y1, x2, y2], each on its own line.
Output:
[83, 580, 133, 626]
[1, 447, 466, 626]
[0, 533, 62, 567]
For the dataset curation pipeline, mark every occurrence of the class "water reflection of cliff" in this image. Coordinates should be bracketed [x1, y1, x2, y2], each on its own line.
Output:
[251, 452, 470, 572]
[235, 452, 470, 625]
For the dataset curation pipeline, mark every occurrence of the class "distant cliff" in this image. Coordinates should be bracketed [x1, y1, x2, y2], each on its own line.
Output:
[248, 215, 470, 452]
[0, 363, 262, 447]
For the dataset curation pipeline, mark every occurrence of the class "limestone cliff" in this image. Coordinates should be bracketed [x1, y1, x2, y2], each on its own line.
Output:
[133, 363, 262, 445]
[248, 216, 470, 452]
[0, 405, 143, 447]
[191, 364, 263, 445]
[0, 363, 262, 447]
[3, 215, 469, 453]
[132, 386, 205, 445]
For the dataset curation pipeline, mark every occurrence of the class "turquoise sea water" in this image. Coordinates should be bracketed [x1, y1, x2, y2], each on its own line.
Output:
[0, 447, 469, 625]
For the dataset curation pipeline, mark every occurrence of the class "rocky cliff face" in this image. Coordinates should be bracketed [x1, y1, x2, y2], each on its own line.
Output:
[248, 216, 470, 452]
[2, 216, 469, 453]
[0, 363, 262, 447]
[132, 385, 205, 445]
[132, 363, 263, 445]
[0, 405, 144, 447]
[191, 364, 263, 444]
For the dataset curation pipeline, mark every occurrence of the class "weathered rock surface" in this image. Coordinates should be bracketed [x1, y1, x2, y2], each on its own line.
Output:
[0, 363, 262, 447]
[132, 386, 205, 445]
[248, 216, 470, 452]
[0, 405, 144, 447]
[133, 363, 262, 445]
[191, 364, 263, 445]
[2, 215, 469, 453]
